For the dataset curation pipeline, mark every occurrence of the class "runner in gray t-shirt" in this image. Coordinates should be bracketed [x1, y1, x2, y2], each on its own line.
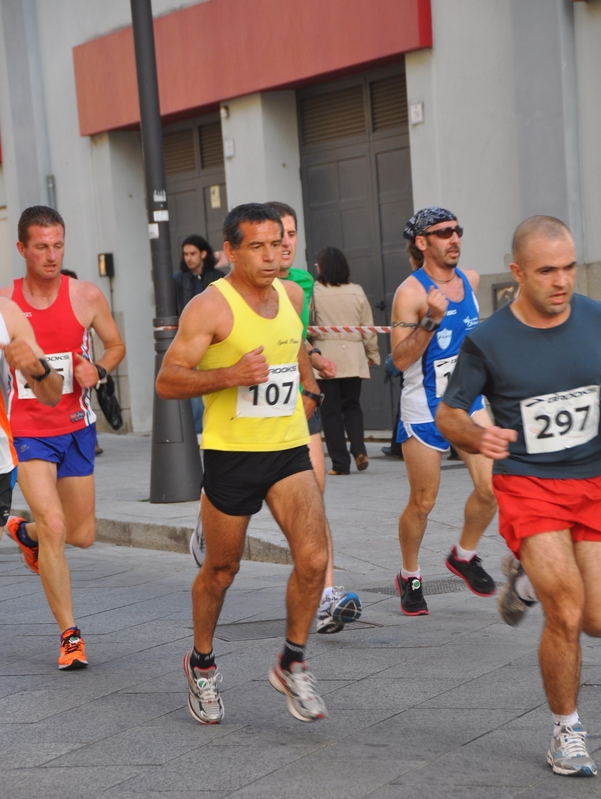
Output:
[437, 216, 599, 778]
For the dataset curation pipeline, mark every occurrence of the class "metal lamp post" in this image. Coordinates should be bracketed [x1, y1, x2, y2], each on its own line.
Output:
[130, 0, 202, 502]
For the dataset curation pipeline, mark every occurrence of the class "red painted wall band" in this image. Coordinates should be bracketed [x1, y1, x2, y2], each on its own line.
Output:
[73, 0, 432, 136]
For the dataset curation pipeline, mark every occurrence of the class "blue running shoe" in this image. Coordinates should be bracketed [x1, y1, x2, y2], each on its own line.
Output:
[316, 587, 362, 634]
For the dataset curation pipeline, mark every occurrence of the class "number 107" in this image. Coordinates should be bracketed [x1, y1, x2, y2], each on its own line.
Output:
[248, 382, 295, 406]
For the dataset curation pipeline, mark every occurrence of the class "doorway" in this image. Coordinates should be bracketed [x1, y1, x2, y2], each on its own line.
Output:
[163, 114, 227, 273]
[299, 64, 414, 429]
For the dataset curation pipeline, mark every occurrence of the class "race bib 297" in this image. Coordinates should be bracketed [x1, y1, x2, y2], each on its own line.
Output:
[520, 385, 600, 455]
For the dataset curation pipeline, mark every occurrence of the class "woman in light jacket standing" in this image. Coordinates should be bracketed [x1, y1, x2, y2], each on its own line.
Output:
[312, 247, 380, 474]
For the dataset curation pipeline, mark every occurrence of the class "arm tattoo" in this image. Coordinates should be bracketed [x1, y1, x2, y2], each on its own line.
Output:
[392, 321, 418, 328]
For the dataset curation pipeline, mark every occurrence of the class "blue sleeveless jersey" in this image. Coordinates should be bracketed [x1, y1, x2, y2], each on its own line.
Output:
[401, 267, 482, 424]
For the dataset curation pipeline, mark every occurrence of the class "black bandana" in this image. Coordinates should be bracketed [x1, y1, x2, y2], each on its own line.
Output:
[403, 207, 457, 240]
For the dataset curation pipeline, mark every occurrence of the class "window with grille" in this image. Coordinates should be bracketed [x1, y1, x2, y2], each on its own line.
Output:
[370, 74, 408, 131]
[300, 85, 366, 146]
[199, 122, 224, 169]
[163, 129, 196, 175]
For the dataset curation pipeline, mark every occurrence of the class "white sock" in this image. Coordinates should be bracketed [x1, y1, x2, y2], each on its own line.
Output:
[455, 544, 477, 561]
[514, 572, 538, 603]
[401, 566, 421, 580]
[321, 586, 334, 603]
[553, 710, 580, 735]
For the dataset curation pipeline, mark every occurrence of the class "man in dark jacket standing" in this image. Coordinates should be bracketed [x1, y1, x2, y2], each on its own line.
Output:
[173, 235, 223, 317]
[174, 235, 223, 433]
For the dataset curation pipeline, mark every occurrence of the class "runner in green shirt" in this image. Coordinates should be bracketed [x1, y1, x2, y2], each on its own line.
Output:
[267, 201, 363, 634]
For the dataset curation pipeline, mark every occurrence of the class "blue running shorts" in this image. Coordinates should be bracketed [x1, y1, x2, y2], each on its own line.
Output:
[397, 397, 485, 453]
[396, 419, 450, 452]
[14, 425, 96, 478]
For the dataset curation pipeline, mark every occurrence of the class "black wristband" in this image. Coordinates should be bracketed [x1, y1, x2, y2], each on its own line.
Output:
[31, 358, 51, 382]
[307, 347, 322, 357]
[95, 363, 108, 383]
[302, 389, 325, 407]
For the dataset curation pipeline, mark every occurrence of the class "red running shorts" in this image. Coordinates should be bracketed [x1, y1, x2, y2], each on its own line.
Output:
[492, 474, 601, 558]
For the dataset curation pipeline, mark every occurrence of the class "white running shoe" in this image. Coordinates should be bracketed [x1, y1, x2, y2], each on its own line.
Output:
[547, 725, 597, 776]
[316, 587, 362, 634]
[498, 556, 533, 626]
[183, 650, 224, 725]
[268, 657, 327, 722]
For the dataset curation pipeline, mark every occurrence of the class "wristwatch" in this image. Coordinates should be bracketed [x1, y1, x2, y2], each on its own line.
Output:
[307, 347, 322, 357]
[302, 389, 325, 407]
[420, 316, 441, 333]
[31, 358, 51, 382]
[94, 363, 108, 389]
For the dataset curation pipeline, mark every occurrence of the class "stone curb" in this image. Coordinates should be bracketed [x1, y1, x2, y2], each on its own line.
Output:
[10, 507, 293, 566]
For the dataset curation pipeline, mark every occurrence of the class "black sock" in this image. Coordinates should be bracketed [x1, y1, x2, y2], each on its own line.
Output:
[281, 639, 305, 671]
[16, 522, 37, 549]
[190, 648, 215, 670]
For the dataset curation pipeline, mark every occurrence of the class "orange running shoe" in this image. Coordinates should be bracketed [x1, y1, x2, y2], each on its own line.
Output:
[6, 516, 39, 575]
[58, 628, 88, 670]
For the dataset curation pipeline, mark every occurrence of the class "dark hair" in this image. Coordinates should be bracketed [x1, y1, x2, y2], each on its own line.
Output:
[222, 203, 283, 248]
[406, 240, 424, 270]
[265, 201, 297, 227]
[316, 247, 350, 286]
[61, 269, 78, 279]
[18, 205, 65, 244]
[180, 234, 216, 273]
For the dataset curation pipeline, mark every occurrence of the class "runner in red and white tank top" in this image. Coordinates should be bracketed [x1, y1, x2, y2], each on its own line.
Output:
[10, 275, 95, 437]
[0, 207, 125, 672]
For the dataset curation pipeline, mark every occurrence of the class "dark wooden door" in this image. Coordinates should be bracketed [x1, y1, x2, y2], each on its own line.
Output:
[299, 66, 414, 429]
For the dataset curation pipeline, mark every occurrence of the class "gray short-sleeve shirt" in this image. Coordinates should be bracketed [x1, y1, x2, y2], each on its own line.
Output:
[443, 293, 601, 478]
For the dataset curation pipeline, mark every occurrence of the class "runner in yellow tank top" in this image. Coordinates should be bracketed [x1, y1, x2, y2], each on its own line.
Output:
[157, 203, 329, 725]
[198, 277, 308, 451]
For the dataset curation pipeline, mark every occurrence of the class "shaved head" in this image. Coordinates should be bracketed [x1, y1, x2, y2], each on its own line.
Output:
[512, 216, 572, 265]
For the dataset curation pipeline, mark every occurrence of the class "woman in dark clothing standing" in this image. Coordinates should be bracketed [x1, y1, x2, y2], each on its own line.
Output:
[173, 235, 223, 317]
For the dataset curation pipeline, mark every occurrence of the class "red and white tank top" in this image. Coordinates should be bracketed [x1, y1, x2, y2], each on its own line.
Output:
[9, 275, 96, 437]
[0, 312, 17, 472]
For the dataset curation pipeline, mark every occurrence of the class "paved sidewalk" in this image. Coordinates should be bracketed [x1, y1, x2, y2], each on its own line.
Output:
[1, 434, 600, 797]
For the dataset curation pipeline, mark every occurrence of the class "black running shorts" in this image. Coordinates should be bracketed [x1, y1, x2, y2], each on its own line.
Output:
[202, 446, 313, 516]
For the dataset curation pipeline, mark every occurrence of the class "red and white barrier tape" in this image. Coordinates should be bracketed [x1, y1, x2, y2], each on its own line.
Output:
[308, 325, 391, 335]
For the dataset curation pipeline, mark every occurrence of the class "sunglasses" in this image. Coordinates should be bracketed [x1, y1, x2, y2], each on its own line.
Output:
[421, 225, 463, 240]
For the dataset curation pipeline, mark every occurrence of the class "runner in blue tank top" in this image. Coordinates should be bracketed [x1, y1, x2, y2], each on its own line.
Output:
[390, 207, 497, 616]
[402, 266, 482, 425]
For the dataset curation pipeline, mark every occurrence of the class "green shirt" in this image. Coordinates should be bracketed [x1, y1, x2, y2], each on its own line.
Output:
[282, 267, 314, 338]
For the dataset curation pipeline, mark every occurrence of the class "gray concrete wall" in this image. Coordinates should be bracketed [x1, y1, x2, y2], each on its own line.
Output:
[573, 0, 601, 266]
[405, 0, 520, 278]
[221, 91, 308, 270]
[0, 0, 205, 432]
[510, 0, 584, 261]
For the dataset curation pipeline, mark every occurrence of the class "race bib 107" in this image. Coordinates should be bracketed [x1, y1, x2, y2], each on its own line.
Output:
[520, 384, 600, 455]
[16, 351, 73, 400]
[236, 363, 299, 418]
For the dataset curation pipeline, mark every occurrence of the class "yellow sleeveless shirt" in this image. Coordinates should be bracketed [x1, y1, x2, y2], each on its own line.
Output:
[198, 278, 309, 451]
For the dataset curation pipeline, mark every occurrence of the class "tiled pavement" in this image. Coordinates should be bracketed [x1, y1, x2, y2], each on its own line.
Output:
[1, 435, 600, 798]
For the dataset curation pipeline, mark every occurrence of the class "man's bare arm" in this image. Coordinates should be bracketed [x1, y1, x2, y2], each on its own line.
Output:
[156, 291, 268, 400]
[390, 279, 448, 372]
[298, 341, 321, 419]
[87, 284, 126, 374]
[436, 402, 517, 459]
[1, 299, 63, 406]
